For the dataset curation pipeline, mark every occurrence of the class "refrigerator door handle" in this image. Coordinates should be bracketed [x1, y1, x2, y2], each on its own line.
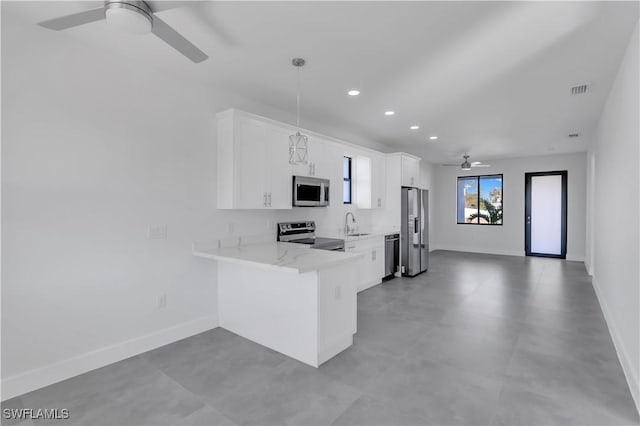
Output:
[414, 217, 419, 233]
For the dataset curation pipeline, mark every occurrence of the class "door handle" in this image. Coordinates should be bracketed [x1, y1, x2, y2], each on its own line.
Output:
[414, 217, 419, 233]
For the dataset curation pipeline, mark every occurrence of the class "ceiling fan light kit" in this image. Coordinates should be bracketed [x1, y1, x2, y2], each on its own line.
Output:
[105, 1, 152, 35]
[461, 155, 472, 170]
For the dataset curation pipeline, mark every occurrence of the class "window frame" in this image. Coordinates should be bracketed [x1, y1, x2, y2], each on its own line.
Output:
[343, 156, 352, 204]
[456, 174, 503, 226]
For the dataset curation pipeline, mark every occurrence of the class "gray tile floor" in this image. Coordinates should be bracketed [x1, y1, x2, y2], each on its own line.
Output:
[3, 251, 639, 426]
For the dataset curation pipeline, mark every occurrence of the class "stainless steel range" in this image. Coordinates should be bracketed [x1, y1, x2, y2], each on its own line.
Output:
[277, 221, 345, 252]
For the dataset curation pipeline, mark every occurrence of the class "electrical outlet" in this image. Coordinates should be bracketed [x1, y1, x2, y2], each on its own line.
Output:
[148, 225, 167, 240]
[158, 294, 167, 309]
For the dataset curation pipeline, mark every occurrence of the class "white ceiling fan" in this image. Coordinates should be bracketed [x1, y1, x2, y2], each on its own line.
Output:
[444, 155, 491, 170]
[37, 1, 208, 63]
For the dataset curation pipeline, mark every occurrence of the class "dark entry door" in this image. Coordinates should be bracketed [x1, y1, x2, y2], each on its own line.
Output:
[525, 171, 568, 258]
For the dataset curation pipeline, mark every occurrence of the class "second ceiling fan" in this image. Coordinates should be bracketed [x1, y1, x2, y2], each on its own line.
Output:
[444, 155, 491, 170]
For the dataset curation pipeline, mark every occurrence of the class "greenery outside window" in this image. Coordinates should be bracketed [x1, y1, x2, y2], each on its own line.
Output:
[457, 174, 503, 225]
[343, 157, 352, 204]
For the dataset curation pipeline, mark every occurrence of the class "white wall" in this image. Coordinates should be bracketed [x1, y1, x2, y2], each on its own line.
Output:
[588, 20, 639, 412]
[0, 12, 379, 399]
[432, 153, 587, 260]
[420, 161, 435, 248]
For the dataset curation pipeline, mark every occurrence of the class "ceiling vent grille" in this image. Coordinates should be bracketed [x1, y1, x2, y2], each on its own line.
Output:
[571, 84, 589, 95]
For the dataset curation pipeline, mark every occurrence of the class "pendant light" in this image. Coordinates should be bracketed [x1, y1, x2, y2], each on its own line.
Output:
[289, 58, 308, 165]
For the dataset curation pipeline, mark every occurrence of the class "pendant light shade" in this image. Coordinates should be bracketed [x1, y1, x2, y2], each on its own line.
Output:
[289, 132, 308, 164]
[289, 58, 308, 165]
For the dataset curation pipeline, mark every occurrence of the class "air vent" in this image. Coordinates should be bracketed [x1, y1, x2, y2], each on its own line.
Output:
[571, 84, 589, 95]
[568, 133, 579, 138]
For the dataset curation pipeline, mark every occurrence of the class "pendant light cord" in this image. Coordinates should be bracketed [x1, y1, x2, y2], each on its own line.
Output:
[296, 65, 301, 131]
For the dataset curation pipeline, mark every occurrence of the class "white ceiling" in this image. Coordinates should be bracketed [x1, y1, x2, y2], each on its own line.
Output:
[5, 1, 639, 163]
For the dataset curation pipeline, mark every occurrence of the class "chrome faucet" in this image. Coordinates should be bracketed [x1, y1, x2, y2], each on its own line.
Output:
[344, 212, 356, 235]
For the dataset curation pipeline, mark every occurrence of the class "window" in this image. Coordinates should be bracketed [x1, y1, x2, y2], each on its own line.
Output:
[343, 156, 352, 204]
[457, 174, 503, 225]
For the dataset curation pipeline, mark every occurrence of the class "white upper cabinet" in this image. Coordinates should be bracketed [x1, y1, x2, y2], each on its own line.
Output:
[217, 110, 292, 209]
[401, 154, 420, 187]
[264, 122, 295, 209]
[355, 155, 372, 209]
[216, 109, 421, 211]
[371, 153, 386, 209]
[355, 153, 386, 210]
[291, 135, 326, 178]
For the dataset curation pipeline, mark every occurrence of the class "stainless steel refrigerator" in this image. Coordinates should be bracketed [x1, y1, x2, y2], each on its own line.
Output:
[401, 187, 429, 276]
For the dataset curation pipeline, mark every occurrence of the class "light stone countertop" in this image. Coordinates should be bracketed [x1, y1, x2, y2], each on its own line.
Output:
[193, 241, 363, 274]
[324, 228, 400, 242]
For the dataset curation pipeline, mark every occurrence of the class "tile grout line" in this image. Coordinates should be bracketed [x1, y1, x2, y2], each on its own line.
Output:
[136, 355, 242, 426]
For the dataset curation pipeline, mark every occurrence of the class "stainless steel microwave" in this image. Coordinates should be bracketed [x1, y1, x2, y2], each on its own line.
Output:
[292, 176, 330, 207]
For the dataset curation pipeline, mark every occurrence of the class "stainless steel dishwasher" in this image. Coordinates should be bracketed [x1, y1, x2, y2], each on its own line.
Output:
[384, 233, 400, 279]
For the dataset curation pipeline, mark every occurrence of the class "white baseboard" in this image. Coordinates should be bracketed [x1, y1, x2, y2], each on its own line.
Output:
[431, 245, 585, 262]
[431, 244, 524, 257]
[566, 254, 585, 262]
[592, 275, 640, 415]
[1, 315, 219, 402]
[357, 279, 382, 293]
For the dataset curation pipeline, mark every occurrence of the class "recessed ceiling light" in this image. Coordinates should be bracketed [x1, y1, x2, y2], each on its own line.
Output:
[410, 125, 420, 130]
[429, 136, 438, 140]
[347, 89, 360, 96]
[384, 111, 395, 116]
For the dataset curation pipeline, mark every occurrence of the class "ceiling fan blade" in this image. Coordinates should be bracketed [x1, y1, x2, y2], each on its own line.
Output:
[148, 1, 191, 13]
[151, 15, 207, 63]
[38, 8, 105, 30]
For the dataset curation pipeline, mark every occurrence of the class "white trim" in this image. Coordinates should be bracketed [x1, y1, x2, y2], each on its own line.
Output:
[592, 275, 640, 414]
[357, 279, 382, 293]
[430, 244, 524, 257]
[216, 108, 389, 157]
[566, 254, 585, 262]
[1, 315, 218, 401]
[431, 245, 585, 262]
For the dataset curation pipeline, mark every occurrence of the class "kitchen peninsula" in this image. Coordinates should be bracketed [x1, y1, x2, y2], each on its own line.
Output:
[193, 241, 363, 367]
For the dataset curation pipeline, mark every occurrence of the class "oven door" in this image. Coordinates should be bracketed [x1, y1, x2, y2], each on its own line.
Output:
[293, 176, 330, 207]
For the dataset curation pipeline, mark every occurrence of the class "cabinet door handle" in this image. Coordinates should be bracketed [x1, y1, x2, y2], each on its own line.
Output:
[268, 192, 272, 207]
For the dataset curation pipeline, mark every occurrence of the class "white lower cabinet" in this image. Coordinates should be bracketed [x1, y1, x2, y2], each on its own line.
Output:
[345, 236, 385, 292]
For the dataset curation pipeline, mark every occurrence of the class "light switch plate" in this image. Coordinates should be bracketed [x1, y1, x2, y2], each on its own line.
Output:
[148, 225, 167, 239]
